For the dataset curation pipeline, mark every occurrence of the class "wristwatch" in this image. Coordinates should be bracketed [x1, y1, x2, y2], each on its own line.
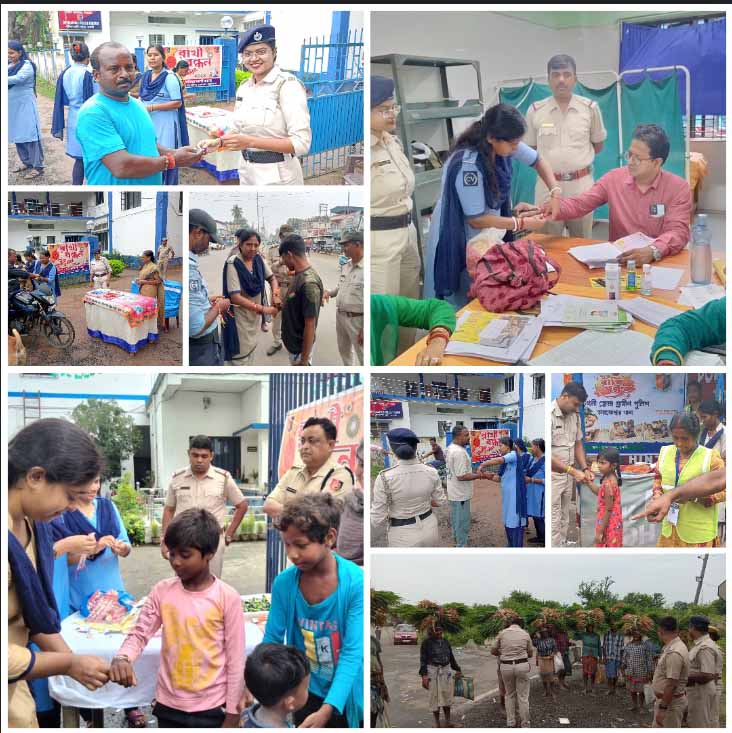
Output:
[650, 245, 662, 262]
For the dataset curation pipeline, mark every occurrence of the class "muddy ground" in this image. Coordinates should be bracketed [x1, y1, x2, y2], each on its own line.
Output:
[15, 264, 182, 367]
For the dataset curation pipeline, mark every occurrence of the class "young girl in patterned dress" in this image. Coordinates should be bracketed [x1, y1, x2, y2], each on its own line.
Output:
[592, 448, 623, 547]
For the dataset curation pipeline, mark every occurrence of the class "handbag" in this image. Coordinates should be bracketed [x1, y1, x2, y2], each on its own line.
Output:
[469, 239, 561, 312]
[553, 651, 565, 672]
[453, 675, 475, 701]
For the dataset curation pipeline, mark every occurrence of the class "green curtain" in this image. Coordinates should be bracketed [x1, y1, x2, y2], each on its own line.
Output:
[499, 75, 684, 220]
[620, 74, 685, 179]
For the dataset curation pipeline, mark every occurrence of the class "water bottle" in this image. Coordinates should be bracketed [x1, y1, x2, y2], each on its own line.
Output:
[690, 214, 712, 285]
[640, 264, 653, 296]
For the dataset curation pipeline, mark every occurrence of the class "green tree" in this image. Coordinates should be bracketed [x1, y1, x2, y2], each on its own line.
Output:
[577, 576, 618, 606]
[231, 205, 248, 231]
[9, 11, 51, 47]
[72, 399, 142, 479]
[112, 473, 145, 545]
[623, 592, 666, 609]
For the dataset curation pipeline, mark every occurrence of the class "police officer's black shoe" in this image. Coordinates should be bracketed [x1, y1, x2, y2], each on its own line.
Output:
[267, 343, 283, 356]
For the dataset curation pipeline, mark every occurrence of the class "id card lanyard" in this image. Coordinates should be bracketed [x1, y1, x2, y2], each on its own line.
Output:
[668, 448, 698, 526]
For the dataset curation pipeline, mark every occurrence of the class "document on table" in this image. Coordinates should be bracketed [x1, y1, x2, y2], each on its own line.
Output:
[445, 310, 543, 363]
[678, 284, 726, 308]
[568, 232, 655, 268]
[684, 350, 726, 366]
[540, 294, 632, 331]
[616, 298, 684, 328]
[650, 267, 684, 290]
[528, 329, 654, 366]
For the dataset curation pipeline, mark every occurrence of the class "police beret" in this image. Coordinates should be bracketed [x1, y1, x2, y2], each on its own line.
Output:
[387, 427, 418, 444]
[339, 229, 363, 245]
[239, 24, 275, 53]
[371, 75, 395, 109]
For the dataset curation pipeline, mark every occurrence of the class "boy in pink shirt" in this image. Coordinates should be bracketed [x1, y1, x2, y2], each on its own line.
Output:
[110, 508, 244, 728]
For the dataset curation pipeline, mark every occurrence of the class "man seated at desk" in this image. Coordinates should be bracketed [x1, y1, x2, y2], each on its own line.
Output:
[542, 124, 692, 265]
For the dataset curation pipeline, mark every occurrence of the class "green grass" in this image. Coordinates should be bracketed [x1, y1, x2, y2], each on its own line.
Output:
[37, 77, 56, 101]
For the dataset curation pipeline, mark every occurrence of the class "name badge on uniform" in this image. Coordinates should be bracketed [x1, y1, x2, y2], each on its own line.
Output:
[667, 502, 680, 526]
[189, 279, 200, 292]
[286, 486, 297, 494]
[649, 204, 665, 217]
[179, 486, 191, 491]
[463, 171, 479, 187]
[374, 160, 392, 168]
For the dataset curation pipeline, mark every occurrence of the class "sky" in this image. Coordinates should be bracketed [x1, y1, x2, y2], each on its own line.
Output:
[189, 190, 364, 234]
[371, 553, 726, 607]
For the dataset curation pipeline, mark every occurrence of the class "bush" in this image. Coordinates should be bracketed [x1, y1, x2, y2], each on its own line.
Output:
[235, 69, 252, 87]
[123, 514, 146, 545]
[113, 473, 145, 546]
[109, 259, 125, 277]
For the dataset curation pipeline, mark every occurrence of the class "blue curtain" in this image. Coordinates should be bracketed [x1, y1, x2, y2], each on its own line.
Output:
[619, 18, 726, 115]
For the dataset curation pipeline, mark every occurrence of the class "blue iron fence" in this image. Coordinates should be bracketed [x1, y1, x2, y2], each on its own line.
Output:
[266, 373, 363, 591]
[297, 29, 364, 179]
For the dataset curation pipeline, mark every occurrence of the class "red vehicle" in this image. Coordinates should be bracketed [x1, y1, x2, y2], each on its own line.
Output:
[393, 623, 418, 645]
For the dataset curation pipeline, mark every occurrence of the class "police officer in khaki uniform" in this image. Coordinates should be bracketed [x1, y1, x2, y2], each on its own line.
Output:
[371, 428, 445, 547]
[162, 435, 249, 579]
[652, 616, 689, 728]
[370, 76, 421, 300]
[686, 615, 722, 727]
[325, 229, 364, 365]
[266, 224, 295, 356]
[491, 618, 534, 728]
[550, 381, 594, 547]
[263, 416, 354, 520]
[708, 626, 723, 727]
[525, 54, 607, 239]
[210, 25, 311, 186]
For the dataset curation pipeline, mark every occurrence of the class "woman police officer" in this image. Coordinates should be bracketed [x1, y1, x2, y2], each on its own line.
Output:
[208, 24, 312, 185]
[370, 76, 421, 298]
[371, 428, 445, 547]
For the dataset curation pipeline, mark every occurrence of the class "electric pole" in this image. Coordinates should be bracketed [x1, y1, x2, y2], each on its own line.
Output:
[256, 192, 260, 230]
[694, 554, 709, 605]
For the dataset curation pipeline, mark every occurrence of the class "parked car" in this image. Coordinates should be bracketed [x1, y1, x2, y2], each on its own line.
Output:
[393, 623, 418, 645]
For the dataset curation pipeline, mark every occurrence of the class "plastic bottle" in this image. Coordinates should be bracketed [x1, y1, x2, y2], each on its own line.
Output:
[640, 264, 653, 296]
[690, 213, 712, 285]
[605, 262, 620, 300]
[626, 259, 637, 291]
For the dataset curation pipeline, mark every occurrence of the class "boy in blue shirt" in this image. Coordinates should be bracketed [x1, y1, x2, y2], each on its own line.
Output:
[241, 644, 310, 728]
[261, 494, 363, 728]
[77, 42, 203, 185]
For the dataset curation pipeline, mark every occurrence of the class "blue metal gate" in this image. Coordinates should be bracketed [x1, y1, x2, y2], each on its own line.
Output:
[297, 28, 364, 179]
[266, 373, 362, 591]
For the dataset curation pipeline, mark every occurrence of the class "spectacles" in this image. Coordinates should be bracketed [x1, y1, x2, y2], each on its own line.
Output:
[242, 48, 270, 60]
[624, 151, 653, 163]
[376, 105, 400, 117]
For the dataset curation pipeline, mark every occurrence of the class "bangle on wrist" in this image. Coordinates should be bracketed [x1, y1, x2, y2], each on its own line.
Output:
[165, 152, 176, 170]
[511, 216, 518, 232]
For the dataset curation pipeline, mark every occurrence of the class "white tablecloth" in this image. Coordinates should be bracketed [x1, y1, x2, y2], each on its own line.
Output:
[49, 613, 264, 709]
[84, 291, 158, 354]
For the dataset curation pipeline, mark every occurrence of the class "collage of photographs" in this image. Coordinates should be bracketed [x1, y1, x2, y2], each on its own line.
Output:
[2, 5, 728, 732]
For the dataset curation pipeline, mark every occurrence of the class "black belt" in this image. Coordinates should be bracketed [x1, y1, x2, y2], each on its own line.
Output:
[338, 310, 363, 317]
[242, 150, 286, 163]
[371, 213, 411, 230]
[390, 509, 432, 527]
[501, 658, 529, 665]
[190, 331, 216, 345]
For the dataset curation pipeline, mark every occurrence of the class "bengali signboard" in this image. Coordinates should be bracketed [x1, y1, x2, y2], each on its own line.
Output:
[370, 399, 403, 420]
[48, 241, 90, 281]
[278, 386, 363, 479]
[58, 11, 102, 32]
[470, 428, 511, 463]
[582, 373, 685, 453]
[166, 46, 222, 88]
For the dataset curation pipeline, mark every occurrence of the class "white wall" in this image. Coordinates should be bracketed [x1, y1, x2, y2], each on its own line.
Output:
[9, 220, 89, 247]
[110, 192, 156, 257]
[373, 12, 621, 152]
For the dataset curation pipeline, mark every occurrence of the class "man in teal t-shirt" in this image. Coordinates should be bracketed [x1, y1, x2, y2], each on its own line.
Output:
[77, 42, 203, 185]
[575, 624, 602, 694]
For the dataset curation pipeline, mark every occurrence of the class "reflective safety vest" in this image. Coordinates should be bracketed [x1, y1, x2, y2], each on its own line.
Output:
[659, 444, 717, 543]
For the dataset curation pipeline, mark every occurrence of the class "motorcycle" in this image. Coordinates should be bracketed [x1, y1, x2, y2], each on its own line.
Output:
[418, 450, 448, 489]
[9, 285, 75, 349]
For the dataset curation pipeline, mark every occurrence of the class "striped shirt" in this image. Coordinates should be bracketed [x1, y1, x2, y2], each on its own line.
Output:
[622, 642, 654, 680]
[534, 637, 557, 657]
[603, 631, 625, 661]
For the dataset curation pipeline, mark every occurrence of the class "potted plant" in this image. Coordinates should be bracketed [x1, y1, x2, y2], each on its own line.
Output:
[150, 520, 160, 545]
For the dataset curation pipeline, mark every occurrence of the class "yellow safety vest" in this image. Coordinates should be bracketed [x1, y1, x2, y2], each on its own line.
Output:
[659, 444, 716, 543]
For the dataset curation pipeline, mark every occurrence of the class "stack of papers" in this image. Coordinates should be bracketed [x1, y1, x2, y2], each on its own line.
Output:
[568, 232, 655, 268]
[445, 311, 542, 363]
[616, 298, 683, 328]
[678, 284, 726, 309]
[529, 330, 655, 366]
[540, 295, 632, 332]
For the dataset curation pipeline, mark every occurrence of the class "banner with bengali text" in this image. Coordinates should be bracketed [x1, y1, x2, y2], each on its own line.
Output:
[469, 429, 511, 463]
[166, 46, 222, 88]
[48, 241, 90, 280]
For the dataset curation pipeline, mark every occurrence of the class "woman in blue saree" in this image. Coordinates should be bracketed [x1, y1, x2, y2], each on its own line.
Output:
[480, 436, 528, 547]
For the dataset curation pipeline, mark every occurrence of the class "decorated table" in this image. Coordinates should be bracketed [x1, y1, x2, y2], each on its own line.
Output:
[393, 234, 723, 366]
[49, 595, 268, 723]
[185, 106, 240, 182]
[83, 289, 158, 353]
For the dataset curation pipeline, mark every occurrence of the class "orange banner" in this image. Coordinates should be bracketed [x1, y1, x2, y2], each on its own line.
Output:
[277, 386, 364, 479]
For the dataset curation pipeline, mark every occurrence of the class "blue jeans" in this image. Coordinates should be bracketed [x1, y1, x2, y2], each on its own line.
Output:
[427, 460, 445, 469]
[450, 500, 471, 547]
